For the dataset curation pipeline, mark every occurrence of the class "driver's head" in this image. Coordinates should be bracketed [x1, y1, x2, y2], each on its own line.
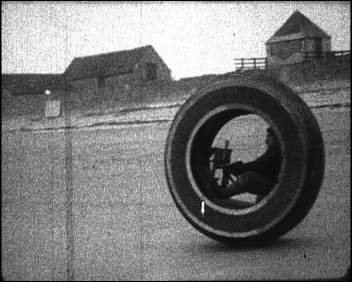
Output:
[265, 127, 279, 149]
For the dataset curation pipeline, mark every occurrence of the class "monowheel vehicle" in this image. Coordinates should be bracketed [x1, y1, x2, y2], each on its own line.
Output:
[164, 73, 325, 246]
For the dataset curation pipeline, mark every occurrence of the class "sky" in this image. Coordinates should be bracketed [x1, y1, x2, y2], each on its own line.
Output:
[1, 1, 350, 80]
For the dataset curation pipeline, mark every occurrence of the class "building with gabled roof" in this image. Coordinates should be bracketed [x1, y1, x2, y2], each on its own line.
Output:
[1, 45, 173, 119]
[64, 45, 171, 89]
[266, 10, 332, 67]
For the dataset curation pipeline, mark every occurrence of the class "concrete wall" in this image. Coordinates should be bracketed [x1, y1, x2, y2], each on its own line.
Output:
[322, 38, 332, 52]
[2, 58, 350, 121]
[267, 52, 305, 67]
[266, 38, 332, 67]
[266, 39, 304, 66]
[1, 80, 193, 120]
[277, 55, 351, 85]
[305, 38, 331, 53]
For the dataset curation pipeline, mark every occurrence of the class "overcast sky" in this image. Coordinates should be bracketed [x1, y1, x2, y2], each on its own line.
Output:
[1, 1, 350, 79]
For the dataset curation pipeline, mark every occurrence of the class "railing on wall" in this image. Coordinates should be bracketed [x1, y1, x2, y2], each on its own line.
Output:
[303, 50, 350, 64]
[234, 57, 267, 70]
[234, 50, 350, 71]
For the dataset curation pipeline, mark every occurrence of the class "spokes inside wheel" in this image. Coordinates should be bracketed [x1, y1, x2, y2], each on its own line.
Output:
[191, 110, 281, 208]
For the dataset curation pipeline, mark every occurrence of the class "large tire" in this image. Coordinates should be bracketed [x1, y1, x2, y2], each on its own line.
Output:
[164, 74, 325, 246]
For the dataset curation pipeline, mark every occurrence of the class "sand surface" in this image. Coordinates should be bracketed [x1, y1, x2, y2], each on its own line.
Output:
[1, 91, 350, 280]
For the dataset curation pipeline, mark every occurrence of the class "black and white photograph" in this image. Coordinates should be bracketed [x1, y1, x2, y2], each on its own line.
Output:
[1, 1, 350, 280]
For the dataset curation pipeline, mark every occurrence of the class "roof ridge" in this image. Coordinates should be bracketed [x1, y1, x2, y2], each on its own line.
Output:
[266, 10, 331, 44]
[72, 45, 152, 60]
[64, 45, 156, 80]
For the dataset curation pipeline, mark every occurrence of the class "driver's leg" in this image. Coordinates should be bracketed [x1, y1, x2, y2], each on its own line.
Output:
[215, 171, 275, 199]
[215, 177, 246, 198]
[238, 171, 275, 196]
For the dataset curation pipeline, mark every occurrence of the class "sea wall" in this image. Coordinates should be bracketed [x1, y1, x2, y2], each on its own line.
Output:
[2, 58, 350, 122]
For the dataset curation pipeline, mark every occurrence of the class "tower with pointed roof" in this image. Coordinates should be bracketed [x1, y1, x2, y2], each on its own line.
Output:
[265, 10, 331, 67]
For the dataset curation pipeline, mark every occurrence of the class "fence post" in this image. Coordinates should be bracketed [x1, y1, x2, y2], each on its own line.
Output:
[241, 58, 244, 69]
[254, 58, 256, 69]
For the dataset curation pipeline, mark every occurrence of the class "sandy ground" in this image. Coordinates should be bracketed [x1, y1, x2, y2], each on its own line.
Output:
[1, 104, 350, 280]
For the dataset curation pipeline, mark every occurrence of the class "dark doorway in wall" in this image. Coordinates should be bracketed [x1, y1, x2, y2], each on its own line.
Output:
[315, 38, 323, 60]
[146, 63, 157, 81]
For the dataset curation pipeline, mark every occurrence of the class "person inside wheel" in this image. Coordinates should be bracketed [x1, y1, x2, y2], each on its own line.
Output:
[214, 127, 282, 200]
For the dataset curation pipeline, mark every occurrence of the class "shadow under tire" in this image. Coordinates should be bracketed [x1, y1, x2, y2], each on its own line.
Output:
[164, 74, 325, 246]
